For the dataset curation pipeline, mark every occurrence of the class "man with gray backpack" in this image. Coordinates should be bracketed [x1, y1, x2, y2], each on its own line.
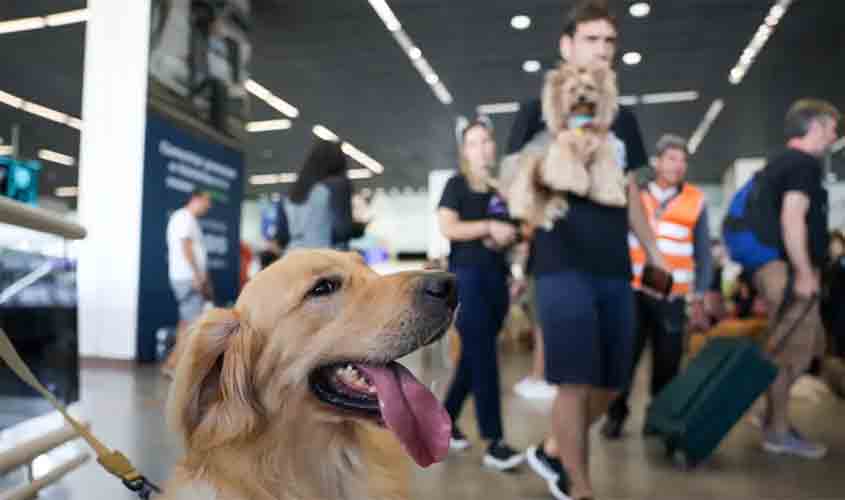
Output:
[724, 98, 840, 459]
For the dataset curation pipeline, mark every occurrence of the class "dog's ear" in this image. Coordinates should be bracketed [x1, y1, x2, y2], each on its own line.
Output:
[593, 65, 619, 129]
[167, 308, 265, 451]
[542, 64, 567, 134]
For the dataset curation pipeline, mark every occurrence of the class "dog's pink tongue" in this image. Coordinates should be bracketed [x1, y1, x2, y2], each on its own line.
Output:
[357, 363, 451, 467]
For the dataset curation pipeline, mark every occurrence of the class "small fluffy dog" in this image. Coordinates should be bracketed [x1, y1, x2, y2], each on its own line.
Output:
[160, 250, 457, 500]
[507, 61, 627, 229]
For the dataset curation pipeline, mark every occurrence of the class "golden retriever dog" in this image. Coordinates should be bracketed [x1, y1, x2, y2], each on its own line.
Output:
[160, 249, 457, 500]
[508, 61, 626, 229]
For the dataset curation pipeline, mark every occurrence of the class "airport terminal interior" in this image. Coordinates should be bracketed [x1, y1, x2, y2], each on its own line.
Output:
[1, 1, 845, 499]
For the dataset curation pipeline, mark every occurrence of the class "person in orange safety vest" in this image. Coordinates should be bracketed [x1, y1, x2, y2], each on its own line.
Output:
[602, 134, 713, 439]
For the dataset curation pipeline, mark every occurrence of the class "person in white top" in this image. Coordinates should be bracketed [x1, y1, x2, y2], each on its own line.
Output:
[162, 189, 212, 376]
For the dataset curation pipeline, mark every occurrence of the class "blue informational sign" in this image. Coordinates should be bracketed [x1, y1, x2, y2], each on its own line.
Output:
[136, 112, 244, 362]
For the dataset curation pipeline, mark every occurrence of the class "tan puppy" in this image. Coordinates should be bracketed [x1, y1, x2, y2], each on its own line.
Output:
[160, 250, 457, 500]
[508, 62, 626, 229]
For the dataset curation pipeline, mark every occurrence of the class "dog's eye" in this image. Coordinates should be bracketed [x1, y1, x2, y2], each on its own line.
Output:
[308, 277, 341, 298]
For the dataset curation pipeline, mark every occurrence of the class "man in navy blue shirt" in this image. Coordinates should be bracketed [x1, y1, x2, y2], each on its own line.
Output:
[508, 2, 666, 498]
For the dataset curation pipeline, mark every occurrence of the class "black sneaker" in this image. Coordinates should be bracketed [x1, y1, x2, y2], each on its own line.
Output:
[525, 442, 564, 481]
[482, 441, 524, 470]
[450, 426, 470, 451]
[547, 471, 573, 500]
[600, 416, 624, 440]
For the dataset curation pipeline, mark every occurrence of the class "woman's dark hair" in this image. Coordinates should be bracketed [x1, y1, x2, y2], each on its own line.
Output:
[288, 139, 348, 204]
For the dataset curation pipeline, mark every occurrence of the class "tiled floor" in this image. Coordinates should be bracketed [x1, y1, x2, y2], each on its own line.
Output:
[2, 344, 844, 500]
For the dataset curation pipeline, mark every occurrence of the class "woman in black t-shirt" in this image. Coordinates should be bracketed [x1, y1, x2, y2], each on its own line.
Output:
[437, 119, 523, 470]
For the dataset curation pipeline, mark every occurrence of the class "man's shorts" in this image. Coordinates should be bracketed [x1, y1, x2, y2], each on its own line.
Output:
[753, 260, 824, 373]
[535, 269, 635, 389]
[171, 280, 205, 325]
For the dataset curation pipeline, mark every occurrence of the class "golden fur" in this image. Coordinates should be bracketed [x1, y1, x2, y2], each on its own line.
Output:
[508, 62, 627, 229]
[160, 250, 454, 500]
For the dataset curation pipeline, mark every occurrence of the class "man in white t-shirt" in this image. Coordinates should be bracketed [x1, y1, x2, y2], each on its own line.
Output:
[162, 189, 211, 376]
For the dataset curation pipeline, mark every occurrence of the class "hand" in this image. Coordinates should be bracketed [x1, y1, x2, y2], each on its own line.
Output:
[557, 129, 600, 158]
[488, 220, 517, 247]
[192, 272, 208, 292]
[794, 270, 820, 299]
[510, 278, 528, 301]
[647, 253, 669, 275]
[688, 297, 710, 332]
[703, 290, 726, 322]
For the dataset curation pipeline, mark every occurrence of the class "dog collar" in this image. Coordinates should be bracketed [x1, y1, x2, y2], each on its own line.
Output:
[568, 115, 593, 130]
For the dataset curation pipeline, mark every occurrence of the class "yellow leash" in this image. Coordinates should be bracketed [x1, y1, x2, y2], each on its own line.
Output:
[0, 328, 160, 498]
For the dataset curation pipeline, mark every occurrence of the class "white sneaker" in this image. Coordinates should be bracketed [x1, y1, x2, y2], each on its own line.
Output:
[514, 377, 557, 400]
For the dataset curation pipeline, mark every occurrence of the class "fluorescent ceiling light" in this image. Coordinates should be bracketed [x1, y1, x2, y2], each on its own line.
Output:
[55, 186, 79, 198]
[342, 143, 384, 174]
[640, 90, 699, 104]
[432, 83, 454, 105]
[245, 79, 299, 118]
[0, 145, 13, 156]
[629, 2, 651, 18]
[66, 117, 82, 130]
[38, 149, 75, 166]
[313, 125, 340, 142]
[245, 119, 291, 132]
[622, 51, 642, 65]
[348, 168, 374, 180]
[45, 9, 89, 27]
[0, 17, 47, 35]
[729, 0, 793, 85]
[368, 3, 453, 106]
[511, 15, 532, 30]
[22, 101, 67, 123]
[0, 88, 81, 130]
[618, 95, 639, 106]
[368, 0, 402, 32]
[0, 90, 23, 108]
[0, 9, 88, 35]
[523, 60, 541, 73]
[688, 99, 725, 154]
[477, 102, 521, 115]
[250, 173, 297, 185]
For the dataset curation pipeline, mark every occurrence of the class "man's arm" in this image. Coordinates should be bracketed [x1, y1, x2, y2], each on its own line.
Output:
[782, 191, 819, 297]
[627, 177, 667, 269]
[692, 205, 713, 296]
[181, 238, 205, 287]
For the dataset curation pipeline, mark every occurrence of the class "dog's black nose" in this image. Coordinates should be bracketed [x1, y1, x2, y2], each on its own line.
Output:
[577, 94, 588, 103]
[422, 272, 458, 309]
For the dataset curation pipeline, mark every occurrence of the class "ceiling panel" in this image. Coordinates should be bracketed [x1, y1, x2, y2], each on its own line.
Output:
[0, 1, 843, 204]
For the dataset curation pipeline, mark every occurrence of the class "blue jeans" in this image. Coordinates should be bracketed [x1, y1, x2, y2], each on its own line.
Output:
[444, 265, 509, 441]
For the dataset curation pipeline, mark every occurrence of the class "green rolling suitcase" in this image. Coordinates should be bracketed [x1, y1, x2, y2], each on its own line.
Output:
[644, 337, 778, 467]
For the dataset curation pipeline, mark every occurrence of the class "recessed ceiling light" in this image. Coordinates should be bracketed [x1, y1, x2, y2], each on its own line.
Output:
[511, 15, 531, 30]
[629, 2, 651, 18]
[425, 73, 440, 85]
[408, 47, 422, 60]
[522, 60, 541, 73]
[622, 51, 642, 65]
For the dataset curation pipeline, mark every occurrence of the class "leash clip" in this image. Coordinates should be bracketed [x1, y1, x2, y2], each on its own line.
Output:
[123, 476, 162, 499]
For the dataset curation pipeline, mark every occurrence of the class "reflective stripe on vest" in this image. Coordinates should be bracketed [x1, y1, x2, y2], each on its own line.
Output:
[630, 183, 704, 296]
